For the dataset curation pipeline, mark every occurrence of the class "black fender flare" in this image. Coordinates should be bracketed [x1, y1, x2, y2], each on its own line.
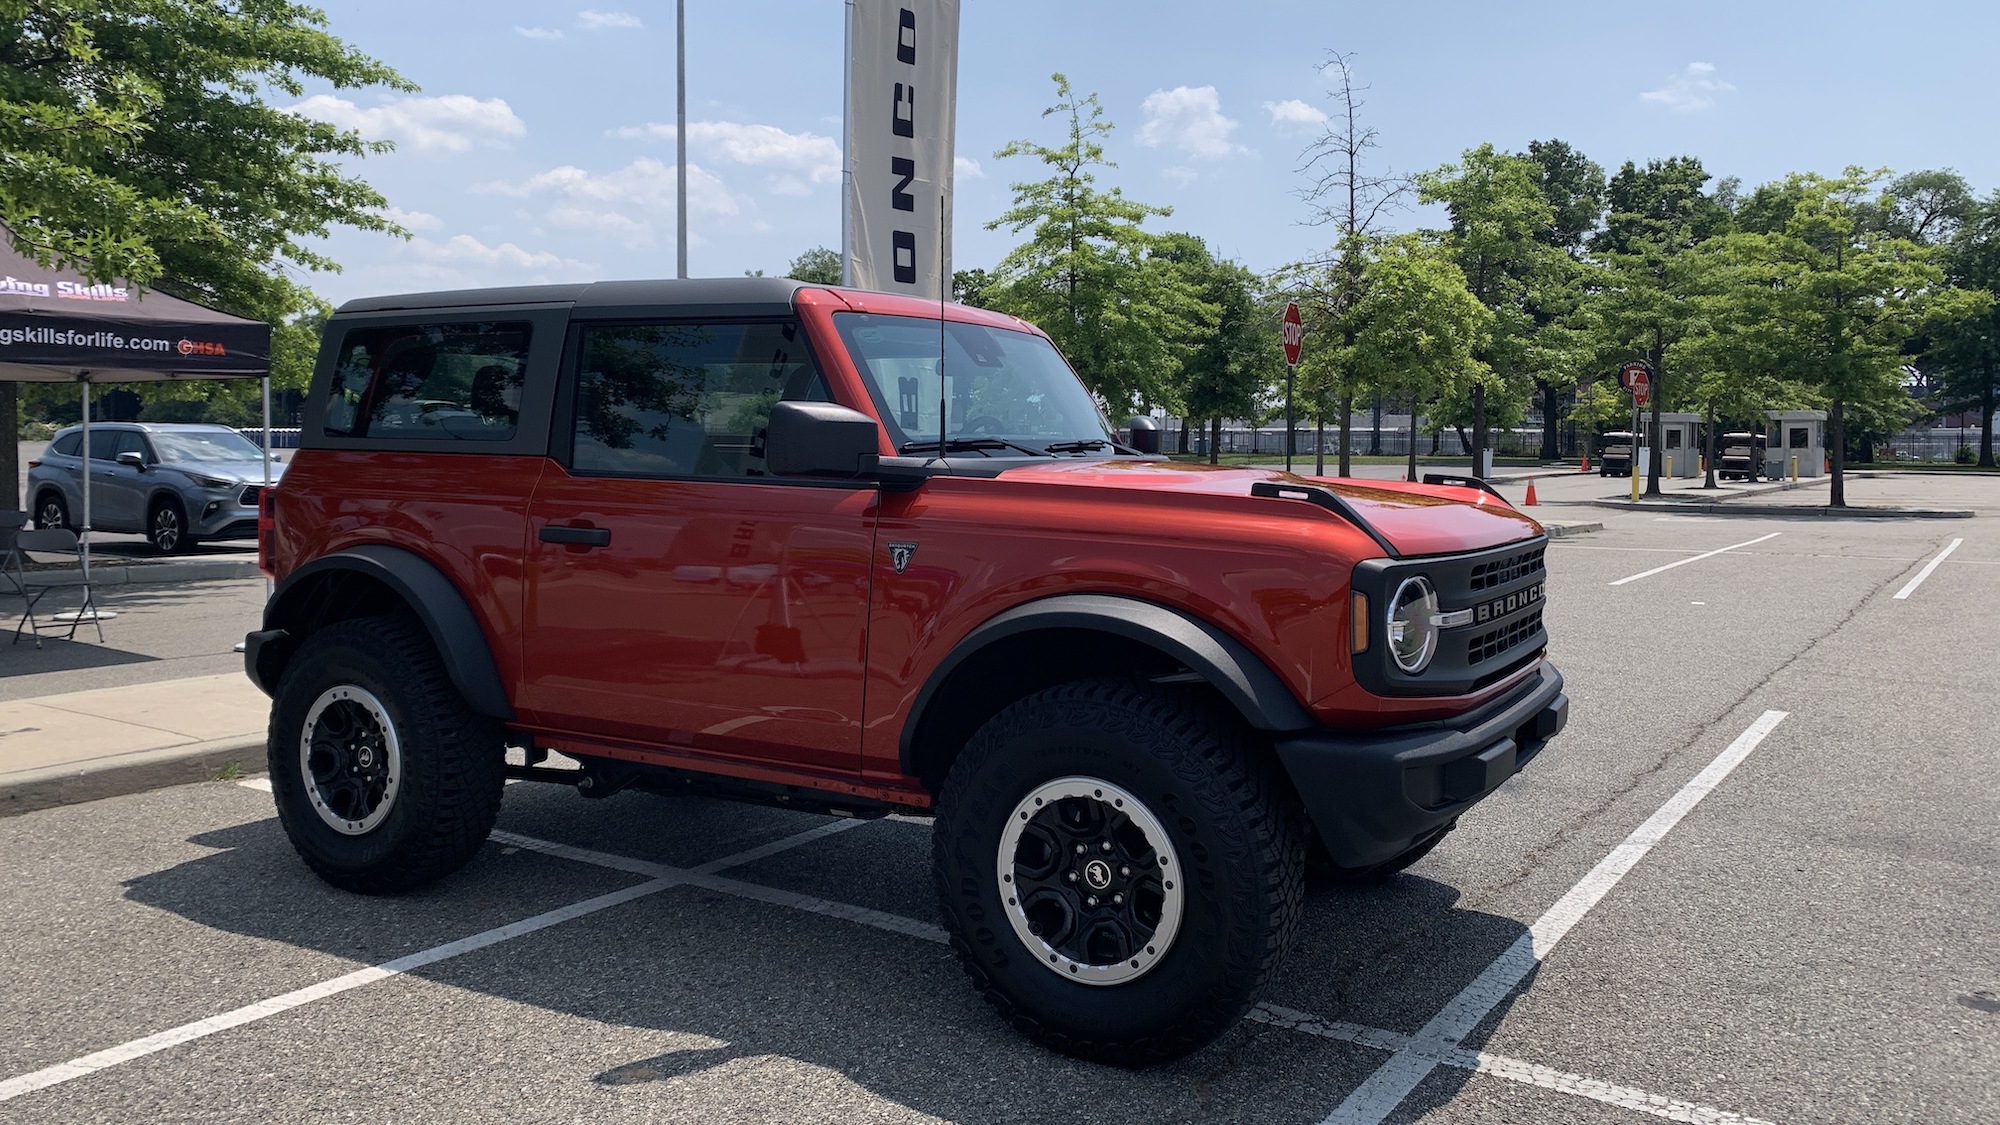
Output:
[252, 545, 515, 721]
[898, 593, 1314, 774]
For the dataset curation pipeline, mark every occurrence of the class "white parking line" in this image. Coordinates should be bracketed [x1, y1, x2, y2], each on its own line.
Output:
[73, 764, 1780, 1121]
[1318, 710, 1789, 1125]
[1892, 537, 1964, 600]
[0, 818, 864, 1104]
[496, 830, 1774, 1125]
[1250, 1006, 1775, 1125]
[1609, 533, 1782, 586]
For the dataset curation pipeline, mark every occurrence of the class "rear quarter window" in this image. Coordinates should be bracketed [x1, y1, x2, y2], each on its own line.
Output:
[323, 322, 531, 442]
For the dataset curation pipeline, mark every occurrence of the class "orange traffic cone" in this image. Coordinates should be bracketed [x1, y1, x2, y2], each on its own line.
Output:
[1524, 477, 1539, 506]
[1579, 451, 1590, 473]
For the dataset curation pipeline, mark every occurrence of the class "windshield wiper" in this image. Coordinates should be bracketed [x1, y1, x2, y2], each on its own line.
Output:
[1044, 437, 1145, 455]
[898, 436, 1051, 458]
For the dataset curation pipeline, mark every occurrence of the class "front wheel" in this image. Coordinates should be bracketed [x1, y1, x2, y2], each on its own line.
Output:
[148, 497, 193, 554]
[933, 679, 1304, 1065]
[268, 616, 505, 893]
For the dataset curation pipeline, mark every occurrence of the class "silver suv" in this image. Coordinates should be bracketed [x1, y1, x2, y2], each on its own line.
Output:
[28, 422, 283, 553]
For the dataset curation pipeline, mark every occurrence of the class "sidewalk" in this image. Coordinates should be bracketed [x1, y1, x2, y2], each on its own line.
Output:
[0, 672, 268, 814]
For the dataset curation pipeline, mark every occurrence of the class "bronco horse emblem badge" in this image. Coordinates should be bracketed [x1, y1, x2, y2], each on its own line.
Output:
[888, 542, 918, 574]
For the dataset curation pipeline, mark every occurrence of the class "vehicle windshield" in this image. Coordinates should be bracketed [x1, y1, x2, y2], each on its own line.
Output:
[149, 429, 267, 463]
[832, 313, 1115, 452]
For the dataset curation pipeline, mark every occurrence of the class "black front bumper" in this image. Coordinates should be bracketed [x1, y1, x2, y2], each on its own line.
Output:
[1273, 661, 1568, 868]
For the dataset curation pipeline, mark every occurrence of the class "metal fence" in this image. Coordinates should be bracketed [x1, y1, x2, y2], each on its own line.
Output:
[1163, 425, 1554, 459]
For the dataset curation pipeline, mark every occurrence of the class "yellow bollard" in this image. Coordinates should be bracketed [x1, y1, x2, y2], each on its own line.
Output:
[1666, 453, 1674, 478]
[1630, 456, 1641, 502]
[1790, 454, 1799, 481]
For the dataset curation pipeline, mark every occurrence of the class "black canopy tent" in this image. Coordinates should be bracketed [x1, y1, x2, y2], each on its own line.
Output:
[0, 235, 273, 577]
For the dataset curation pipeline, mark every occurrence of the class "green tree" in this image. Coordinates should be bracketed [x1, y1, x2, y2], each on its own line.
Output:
[1520, 139, 1605, 459]
[951, 267, 991, 307]
[1151, 233, 1278, 462]
[1725, 170, 1978, 503]
[787, 246, 843, 285]
[982, 74, 1214, 415]
[1586, 156, 1733, 494]
[1340, 234, 1491, 480]
[1419, 145, 1567, 474]
[1919, 187, 2000, 466]
[1, 0, 409, 498]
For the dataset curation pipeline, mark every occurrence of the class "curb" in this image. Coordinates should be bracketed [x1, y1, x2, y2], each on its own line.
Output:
[1538, 520, 1602, 538]
[24, 558, 262, 587]
[0, 734, 267, 817]
[1583, 499, 1974, 519]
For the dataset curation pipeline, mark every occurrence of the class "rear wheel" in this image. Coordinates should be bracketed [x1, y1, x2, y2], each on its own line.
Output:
[933, 679, 1303, 1065]
[268, 616, 504, 894]
[35, 491, 69, 532]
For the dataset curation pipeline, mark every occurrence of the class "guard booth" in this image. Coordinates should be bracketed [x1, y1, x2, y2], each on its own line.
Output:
[1659, 412, 1701, 478]
[1766, 410, 1827, 478]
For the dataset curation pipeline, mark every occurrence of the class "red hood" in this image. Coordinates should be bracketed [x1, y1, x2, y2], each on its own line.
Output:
[994, 460, 1544, 557]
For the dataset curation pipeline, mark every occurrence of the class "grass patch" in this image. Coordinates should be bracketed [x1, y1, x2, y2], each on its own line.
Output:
[212, 760, 244, 781]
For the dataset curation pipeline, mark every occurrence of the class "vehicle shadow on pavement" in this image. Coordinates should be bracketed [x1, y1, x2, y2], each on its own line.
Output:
[116, 786, 1530, 1123]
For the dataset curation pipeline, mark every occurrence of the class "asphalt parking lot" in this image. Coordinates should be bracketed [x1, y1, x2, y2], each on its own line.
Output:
[2, 474, 1996, 1124]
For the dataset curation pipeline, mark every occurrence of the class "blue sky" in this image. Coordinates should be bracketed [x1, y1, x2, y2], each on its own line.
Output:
[291, 0, 2000, 306]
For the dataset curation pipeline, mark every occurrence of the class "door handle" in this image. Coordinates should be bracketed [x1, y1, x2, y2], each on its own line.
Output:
[539, 524, 611, 547]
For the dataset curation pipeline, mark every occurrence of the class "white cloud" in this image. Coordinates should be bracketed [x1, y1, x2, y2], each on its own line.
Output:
[1138, 86, 1243, 161]
[473, 158, 742, 246]
[375, 206, 442, 232]
[955, 155, 983, 180]
[609, 121, 843, 185]
[288, 94, 526, 153]
[1640, 62, 1737, 112]
[515, 26, 564, 40]
[403, 235, 593, 274]
[1264, 99, 1327, 131]
[578, 9, 642, 30]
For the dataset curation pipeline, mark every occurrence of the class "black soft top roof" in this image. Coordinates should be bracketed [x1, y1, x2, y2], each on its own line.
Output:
[335, 276, 812, 316]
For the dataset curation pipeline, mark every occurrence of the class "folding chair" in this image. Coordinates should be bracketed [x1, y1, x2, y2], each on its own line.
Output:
[0, 511, 26, 600]
[11, 527, 105, 646]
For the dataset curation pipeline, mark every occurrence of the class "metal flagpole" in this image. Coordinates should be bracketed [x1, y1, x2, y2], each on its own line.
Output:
[676, 0, 688, 279]
[77, 376, 90, 581]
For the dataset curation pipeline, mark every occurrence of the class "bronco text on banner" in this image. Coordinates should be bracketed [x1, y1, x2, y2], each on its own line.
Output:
[843, 0, 959, 300]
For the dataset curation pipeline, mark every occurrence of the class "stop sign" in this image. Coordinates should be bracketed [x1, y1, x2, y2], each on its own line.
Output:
[1630, 369, 1651, 406]
[1281, 301, 1304, 365]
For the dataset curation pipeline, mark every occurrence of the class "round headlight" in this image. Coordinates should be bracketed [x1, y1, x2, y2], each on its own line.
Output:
[1386, 576, 1439, 674]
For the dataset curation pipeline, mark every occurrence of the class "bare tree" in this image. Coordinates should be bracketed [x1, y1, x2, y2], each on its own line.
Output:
[1290, 53, 1410, 476]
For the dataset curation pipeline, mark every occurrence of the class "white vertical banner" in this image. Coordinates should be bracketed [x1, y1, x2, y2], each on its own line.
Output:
[844, 0, 958, 299]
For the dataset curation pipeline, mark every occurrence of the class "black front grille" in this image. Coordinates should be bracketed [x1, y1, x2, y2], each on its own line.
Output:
[1469, 546, 1545, 591]
[1468, 610, 1543, 666]
[239, 485, 262, 507]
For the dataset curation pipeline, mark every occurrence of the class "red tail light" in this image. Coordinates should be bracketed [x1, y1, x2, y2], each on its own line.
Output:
[26, 460, 39, 469]
[258, 489, 276, 579]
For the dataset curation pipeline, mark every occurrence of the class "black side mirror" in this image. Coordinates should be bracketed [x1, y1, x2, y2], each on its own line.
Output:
[765, 401, 882, 477]
[116, 451, 147, 470]
[1126, 416, 1161, 454]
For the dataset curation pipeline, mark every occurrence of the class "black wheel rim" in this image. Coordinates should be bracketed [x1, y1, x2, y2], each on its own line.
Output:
[997, 776, 1183, 985]
[298, 684, 402, 835]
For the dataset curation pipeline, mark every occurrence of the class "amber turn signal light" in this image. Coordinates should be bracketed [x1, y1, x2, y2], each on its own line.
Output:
[1350, 591, 1369, 654]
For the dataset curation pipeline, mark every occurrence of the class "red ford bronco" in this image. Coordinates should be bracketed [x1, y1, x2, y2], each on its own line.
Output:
[246, 278, 1566, 1064]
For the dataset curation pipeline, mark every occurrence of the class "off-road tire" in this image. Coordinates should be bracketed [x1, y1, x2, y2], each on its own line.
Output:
[35, 491, 69, 532]
[268, 615, 505, 894]
[148, 497, 192, 554]
[932, 678, 1304, 1065]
